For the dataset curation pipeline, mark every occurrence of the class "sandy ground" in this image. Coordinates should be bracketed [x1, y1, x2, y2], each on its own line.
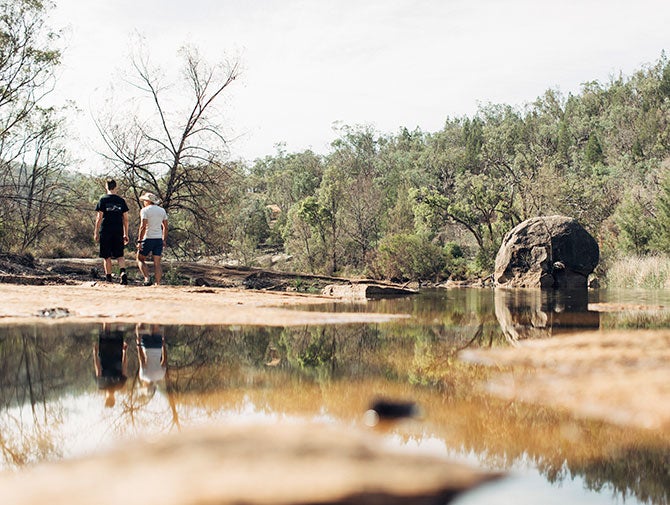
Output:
[0, 282, 406, 326]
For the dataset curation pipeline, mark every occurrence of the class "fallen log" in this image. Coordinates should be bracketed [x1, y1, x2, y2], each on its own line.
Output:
[323, 283, 418, 300]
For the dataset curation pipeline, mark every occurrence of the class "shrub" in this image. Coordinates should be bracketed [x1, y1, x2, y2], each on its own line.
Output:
[443, 241, 468, 280]
[373, 234, 447, 282]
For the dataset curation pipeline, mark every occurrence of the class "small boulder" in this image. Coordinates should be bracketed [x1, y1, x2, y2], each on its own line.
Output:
[494, 215, 599, 289]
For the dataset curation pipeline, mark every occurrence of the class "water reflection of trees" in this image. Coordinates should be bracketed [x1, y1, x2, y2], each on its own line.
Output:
[1, 320, 669, 504]
[0, 324, 97, 468]
[577, 446, 670, 504]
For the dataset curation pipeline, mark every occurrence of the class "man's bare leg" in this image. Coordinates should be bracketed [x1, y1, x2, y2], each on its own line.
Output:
[137, 254, 151, 284]
[153, 256, 162, 285]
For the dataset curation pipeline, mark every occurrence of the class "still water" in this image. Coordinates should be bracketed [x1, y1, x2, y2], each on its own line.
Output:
[1, 288, 669, 504]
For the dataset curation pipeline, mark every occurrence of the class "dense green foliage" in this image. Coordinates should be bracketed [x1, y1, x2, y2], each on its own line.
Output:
[243, 55, 670, 280]
[2, 1, 670, 282]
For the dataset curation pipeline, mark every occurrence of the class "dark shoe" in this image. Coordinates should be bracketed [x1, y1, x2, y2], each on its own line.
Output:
[120, 272, 128, 285]
[143, 279, 152, 286]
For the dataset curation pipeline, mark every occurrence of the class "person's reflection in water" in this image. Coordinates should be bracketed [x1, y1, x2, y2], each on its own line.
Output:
[135, 323, 167, 399]
[93, 322, 128, 407]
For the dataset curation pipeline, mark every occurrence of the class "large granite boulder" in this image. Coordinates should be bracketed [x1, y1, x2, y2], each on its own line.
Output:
[494, 215, 599, 289]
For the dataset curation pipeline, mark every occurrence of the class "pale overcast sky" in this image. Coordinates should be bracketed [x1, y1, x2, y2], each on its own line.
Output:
[49, 0, 670, 167]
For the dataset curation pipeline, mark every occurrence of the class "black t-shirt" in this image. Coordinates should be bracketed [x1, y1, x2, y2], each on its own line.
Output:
[95, 194, 129, 236]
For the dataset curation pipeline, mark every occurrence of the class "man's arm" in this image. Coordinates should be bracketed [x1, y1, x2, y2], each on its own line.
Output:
[93, 343, 101, 376]
[121, 342, 128, 376]
[136, 343, 147, 365]
[137, 218, 147, 248]
[122, 212, 129, 245]
[162, 219, 168, 245]
[161, 340, 167, 366]
[94, 211, 103, 242]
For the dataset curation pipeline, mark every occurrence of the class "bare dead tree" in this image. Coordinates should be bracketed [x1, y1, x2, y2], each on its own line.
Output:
[95, 44, 241, 252]
[7, 108, 69, 252]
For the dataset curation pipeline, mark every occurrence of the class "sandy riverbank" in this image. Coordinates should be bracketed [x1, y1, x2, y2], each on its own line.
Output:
[0, 282, 406, 326]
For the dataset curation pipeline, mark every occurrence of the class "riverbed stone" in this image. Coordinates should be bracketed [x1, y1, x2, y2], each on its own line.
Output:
[494, 215, 599, 289]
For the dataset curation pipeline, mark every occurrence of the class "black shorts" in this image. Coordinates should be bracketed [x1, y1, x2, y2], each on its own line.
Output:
[100, 234, 125, 259]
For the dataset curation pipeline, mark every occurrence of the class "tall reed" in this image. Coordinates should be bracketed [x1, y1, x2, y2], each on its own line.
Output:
[604, 255, 670, 289]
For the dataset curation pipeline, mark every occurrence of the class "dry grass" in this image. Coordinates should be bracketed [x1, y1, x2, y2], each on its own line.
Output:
[604, 255, 670, 289]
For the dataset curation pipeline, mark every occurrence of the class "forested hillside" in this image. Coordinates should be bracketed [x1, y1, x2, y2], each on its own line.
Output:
[242, 56, 670, 282]
[1, 1, 670, 284]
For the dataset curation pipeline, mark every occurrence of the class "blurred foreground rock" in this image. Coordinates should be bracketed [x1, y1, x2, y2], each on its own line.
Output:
[0, 423, 500, 505]
[461, 329, 670, 431]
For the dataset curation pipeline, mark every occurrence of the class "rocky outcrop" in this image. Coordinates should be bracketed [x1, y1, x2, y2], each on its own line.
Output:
[494, 216, 599, 289]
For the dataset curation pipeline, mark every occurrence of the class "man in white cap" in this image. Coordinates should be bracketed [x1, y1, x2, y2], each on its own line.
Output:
[136, 192, 168, 286]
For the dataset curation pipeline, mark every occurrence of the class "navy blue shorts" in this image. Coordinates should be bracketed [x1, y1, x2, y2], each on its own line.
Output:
[140, 333, 163, 348]
[139, 238, 163, 257]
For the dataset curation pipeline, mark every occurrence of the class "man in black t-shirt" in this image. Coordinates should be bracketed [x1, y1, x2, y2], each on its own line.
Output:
[94, 179, 130, 284]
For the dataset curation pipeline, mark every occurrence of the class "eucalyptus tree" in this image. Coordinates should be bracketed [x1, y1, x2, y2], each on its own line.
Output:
[0, 0, 66, 253]
[249, 146, 324, 252]
[375, 127, 429, 235]
[0, 0, 60, 151]
[652, 170, 670, 254]
[409, 116, 513, 271]
[250, 147, 323, 213]
[96, 44, 240, 254]
[328, 124, 386, 268]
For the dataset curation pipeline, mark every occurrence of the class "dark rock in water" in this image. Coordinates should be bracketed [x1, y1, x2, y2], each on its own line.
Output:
[365, 398, 422, 426]
[494, 288, 600, 342]
[494, 215, 599, 289]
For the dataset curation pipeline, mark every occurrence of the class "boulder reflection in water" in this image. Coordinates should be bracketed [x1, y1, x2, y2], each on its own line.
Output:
[494, 288, 600, 343]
